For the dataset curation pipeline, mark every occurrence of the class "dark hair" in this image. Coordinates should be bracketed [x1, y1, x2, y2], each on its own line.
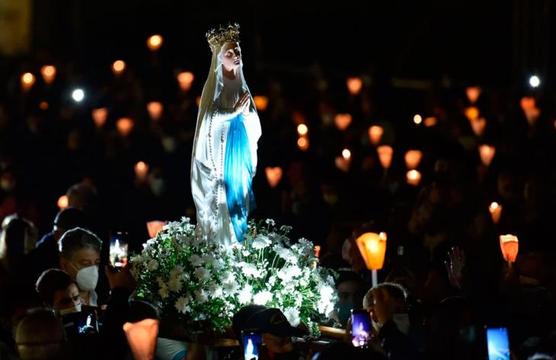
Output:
[35, 269, 76, 306]
[53, 207, 88, 231]
[58, 227, 102, 259]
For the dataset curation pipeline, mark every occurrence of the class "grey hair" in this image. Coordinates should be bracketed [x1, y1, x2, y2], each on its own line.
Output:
[58, 227, 102, 260]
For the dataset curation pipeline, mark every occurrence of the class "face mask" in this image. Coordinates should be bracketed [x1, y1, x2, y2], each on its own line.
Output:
[393, 313, 410, 334]
[75, 265, 99, 291]
[59, 303, 82, 315]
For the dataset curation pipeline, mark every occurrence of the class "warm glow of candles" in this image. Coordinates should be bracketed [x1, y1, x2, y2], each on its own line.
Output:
[117, 117, 135, 137]
[424, 117, 437, 127]
[297, 136, 309, 151]
[297, 124, 308, 136]
[346, 77, 363, 95]
[334, 113, 352, 131]
[368, 125, 384, 146]
[479, 145, 496, 166]
[466, 86, 481, 104]
[41, 65, 56, 84]
[465, 106, 480, 121]
[147, 34, 163, 51]
[499, 234, 519, 264]
[146, 221, 166, 238]
[356, 232, 387, 270]
[470, 117, 487, 137]
[57, 195, 69, 209]
[342, 148, 351, 160]
[135, 161, 149, 182]
[489, 202, 502, 224]
[147, 101, 163, 121]
[21, 72, 35, 91]
[413, 114, 422, 125]
[265, 167, 283, 188]
[112, 60, 126, 76]
[406, 170, 422, 186]
[177, 71, 194, 91]
[377, 145, 393, 169]
[404, 150, 423, 170]
[520, 97, 540, 125]
[123, 319, 159, 360]
[92, 108, 108, 128]
[254, 95, 269, 111]
[39, 101, 49, 110]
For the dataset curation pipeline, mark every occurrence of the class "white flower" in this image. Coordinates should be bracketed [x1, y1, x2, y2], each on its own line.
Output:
[146, 259, 159, 271]
[283, 307, 300, 327]
[274, 246, 297, 264]
[238, 285, 253, 304]
[277, 266, 302, 283]
[195, 289, 208, 303]
[265, 219, 276, 226]
[240, 262, 262, 278]
[223, 281, 239, 295]
[170, 265, 184, 278]
[222, 271, 236, 284]
[194, 267, 210, 282]
[207, 283, 223, 298]
[253, 291, 273, 305]
[189, 254, 204, 267]
[252, 235, 271, 250]
[168, 276, 182, 292]
[175, 297, 190, 314]
[158, 285, 169, 299]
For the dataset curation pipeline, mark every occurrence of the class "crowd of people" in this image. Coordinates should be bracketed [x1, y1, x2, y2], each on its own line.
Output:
[0, 35, 555, 359]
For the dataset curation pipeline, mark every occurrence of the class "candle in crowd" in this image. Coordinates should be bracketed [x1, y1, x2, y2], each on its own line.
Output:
[466, 86, 481, 104]
[265, 167, 283, 188]
[41, 65, 56, 85]
[368, 125, 384, 146]
[334, 113, 352, 131]
[404, 150, 423, 170]
[147, 102, 163, 121]
[406, 170, 422, 186]
[356, 232, 387, 270]
[499, 234, 519, 265]
[177, 71, 194, 91]
[489, 202, 502, 224]
[297, 124, 308, 136]
[413, 114, 422, 125]
[479, 145, 496, 167]
[346, 77, 363, 95]
[377, 145, 393, 169]
[112, 60, 126, 76]
[424, 116, 437, 127]
[147, 35, 163, 51]
[21, 72, 35, 91]
[254, 96, 269, 111]
[57, 195, 68, 210]
[134, 161, 149, 182]
[92, 108, 108, 128]
[117, 117, 135, 137]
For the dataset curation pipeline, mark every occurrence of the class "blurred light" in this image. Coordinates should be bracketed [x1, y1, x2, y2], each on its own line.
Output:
[21, 72, 35, 91]
[92, 108, 108, 128]
[479, 144, 496, 167]
[117, 117, 134, 137]
[469, 117, 487, 137]
[346, 77, 363, 95]
[177, 71, 194, 91]
[342, 148, 351, 160]
[265, 166, 283, 188]
[377, 145, 393, 169]
[520, 96, 540, 125]
[112, 60, 126, 75]
[147, 35, 163, 51]
[528, 75, 541, 88]
[134, 161, 149, 182]
[297, 136, 309, 151]
[413, 114, 422, 125]
[368, 125, 384, 146]
[147, 101, 163, 121]
[464, 106, 480, 121]
[292, 111, 306, 125]
[297, 124, 308, 136]
[254, 96, 269, 111]
[466, 86, 481, 104]
[404, 150, 423, 170]
[424, 116, 437, 127]
[71, 89, 85, 103]
[334, 113, 352, 131]
[146, 221, 166, 238]
[406, 170, 422, 186]
[41, 65, 56, 85]
[356, 232, 387, 270]
[489, 202, 502, 224]
[314, 245, 321, 258]
[57, 195, 69, 209]
[39, 101, 49, 110]
[195, 96, 202, 107]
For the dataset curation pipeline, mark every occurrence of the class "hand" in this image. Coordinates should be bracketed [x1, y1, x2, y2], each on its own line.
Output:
[233, 92, 250, 115]
[105, 265, 137, 291]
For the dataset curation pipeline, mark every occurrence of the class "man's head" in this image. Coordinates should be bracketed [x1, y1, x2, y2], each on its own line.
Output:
[36, 269, 81, 314]
[364, 282, 407, 326]
[335, 270, 367, 325]
[59, 227, 102, 291]
[15, 309, 68, 360]
[52, 207, 88, 242]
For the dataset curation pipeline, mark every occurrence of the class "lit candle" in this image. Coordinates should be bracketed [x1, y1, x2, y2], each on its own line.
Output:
[147, 101, 163, 121]
[253, 96, 269, 111]
[356, 232, 387, 286]
[377, 145, 393, 169]
[57, 195, 68, 209]
[466, 86, 481, 104]
[147, 35, 163, 51]
[413, 114, 422, 125]
[112, 60, 126, 76]
[297, 136, 309, 151]
[117, 117, 134, 137]
[470, 117, 487, 137]
[41, 65, 56, 85]
[489, 202, 502, 224]
[92, 108, 108, 128]
[297, 124, 308, 136]
[404, 150, 423, 170]
[464, 107, 480, 122]
[335, 149, 351, 172]
[499, 234, 519, 266]
[21, 72, 35, 91]
[406, 170, 422, 186]
[265, 167, 283, 188]
[479, 145, 496, 166]
[424, 117, 437, 127]
[177, 71, 194, 91]
[39, 101, 49, 110]
[520, 97, 540, 126]
[346, 77, 363, 95]
[368, 125, 384, 146]
[135, 161, 149, 182]
[334, 113, 352, 131]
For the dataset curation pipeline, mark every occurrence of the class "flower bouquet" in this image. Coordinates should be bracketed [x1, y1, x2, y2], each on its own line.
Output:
[130, 217, 337, 338]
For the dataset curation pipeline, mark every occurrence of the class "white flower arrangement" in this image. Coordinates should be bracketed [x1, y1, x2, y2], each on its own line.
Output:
[131, 217, 337, 335]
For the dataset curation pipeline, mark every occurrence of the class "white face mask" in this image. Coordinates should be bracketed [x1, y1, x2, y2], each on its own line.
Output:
[59, 303, 82, 316]
[393, 313, 410, 335]
[75, 265, 99, 291]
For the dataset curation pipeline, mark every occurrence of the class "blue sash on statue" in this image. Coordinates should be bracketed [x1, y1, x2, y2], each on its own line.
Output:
[224, 114, 255, 242]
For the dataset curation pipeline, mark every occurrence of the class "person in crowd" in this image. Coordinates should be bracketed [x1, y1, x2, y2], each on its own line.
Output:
[35, 269, 81, 315]
[333, 270, 368, 327]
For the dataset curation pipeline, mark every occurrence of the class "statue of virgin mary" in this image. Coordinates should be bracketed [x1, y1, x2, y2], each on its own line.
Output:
[191, 24, 261, 245]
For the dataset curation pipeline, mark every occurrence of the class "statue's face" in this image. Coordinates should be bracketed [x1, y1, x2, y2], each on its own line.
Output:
[221, 42, 241, 72]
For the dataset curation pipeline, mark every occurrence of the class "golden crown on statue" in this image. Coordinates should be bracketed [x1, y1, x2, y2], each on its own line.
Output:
[206, 23, 241, 51]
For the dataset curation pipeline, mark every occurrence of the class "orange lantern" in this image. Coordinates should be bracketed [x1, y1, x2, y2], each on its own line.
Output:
[297, 124, 308, 136]
[254, 96, 269, 111]
[346, 77, 363, 95]
[377, 145, 393, 169]
[92, 108, 108, 128]
[334, 114, 352, 131]
[368, 125, 384, 146]
[356, 232, 387, 270]
[466, 86, 481, 104]
[297, 136, 309, 151]
[147, 35, 163, 51]
[404, 150, 423, 170]
[424, 117, 437, 127]
[265, 167, 283, 188]
[147, 102, 163, 121]
[112, 60, 126, 76]
[134, 161, 149, 182]
[177, 71, 194, 91]
[123, 319, 159, 360]
[406, 170, 422, 186]
[117, 117, 135, 137]
[470, 117, 487, 137]
[489, 202, 502, 224]
[146, 221, 166, 238]
[21, 72, 35, 91]
[40, 65, 56, 85]
[413, 114, 422, 125]
[499, 234, 519, 265]
[479, 145, 496, 166]
[57, 195, 69, 210]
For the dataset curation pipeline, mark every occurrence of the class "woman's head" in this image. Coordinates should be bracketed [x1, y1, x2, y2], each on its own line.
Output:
[36, 269, 81, 313]
[220, 41, 242, 73]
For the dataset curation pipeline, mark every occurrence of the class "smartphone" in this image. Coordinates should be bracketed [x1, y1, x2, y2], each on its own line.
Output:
[486, 327, 510, 360]
[109, 231, 129, 268]
[62, 308, 99, 338]
[241, 330, 262, 360]
[351, 310, 372, 347]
